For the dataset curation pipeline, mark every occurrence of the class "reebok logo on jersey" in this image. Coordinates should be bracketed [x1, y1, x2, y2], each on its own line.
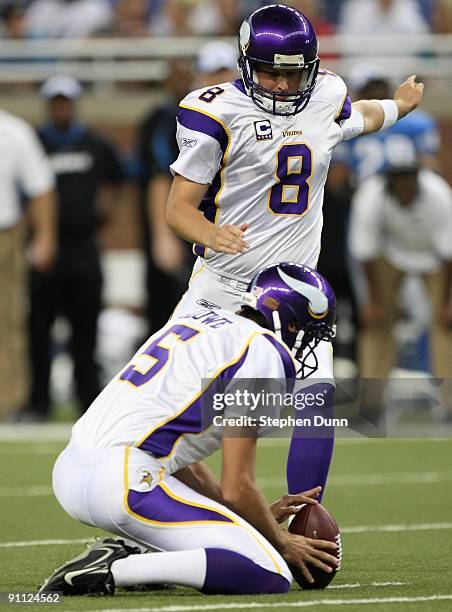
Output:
[254, 120, 273, 141]
[182, 138, 198, 148]
[196, 298, 221, 309]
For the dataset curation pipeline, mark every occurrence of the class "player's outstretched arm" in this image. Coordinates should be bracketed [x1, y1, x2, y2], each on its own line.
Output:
[353, 75, 424, 135]
[166, 174, 249, 254]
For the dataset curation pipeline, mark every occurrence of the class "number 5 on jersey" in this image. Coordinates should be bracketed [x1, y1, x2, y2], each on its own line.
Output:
[120, 325, 200, 388]
[268, 143, 313, 216]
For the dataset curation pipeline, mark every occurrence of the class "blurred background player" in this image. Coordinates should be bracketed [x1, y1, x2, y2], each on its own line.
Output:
[20, 76, 123, 421]
[340, 67, 440, 181]
[322, 65, 441, 377]
[137, 59, 195, 337]
[338, 0, 430, 36]
[349, 158, 452, 423]
[195, 40, 238, 88]
[0, 107, 55, 421]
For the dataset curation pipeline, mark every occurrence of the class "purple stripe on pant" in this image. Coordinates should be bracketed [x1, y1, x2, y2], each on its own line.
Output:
[203, 548, 290, 595]
[128, 485, 233, 524]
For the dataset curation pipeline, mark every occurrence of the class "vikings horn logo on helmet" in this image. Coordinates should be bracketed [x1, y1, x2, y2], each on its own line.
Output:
[277, 267, 328, 317]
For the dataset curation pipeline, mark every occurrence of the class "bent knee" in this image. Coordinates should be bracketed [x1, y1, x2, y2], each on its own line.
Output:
[202, 548, 291, 595]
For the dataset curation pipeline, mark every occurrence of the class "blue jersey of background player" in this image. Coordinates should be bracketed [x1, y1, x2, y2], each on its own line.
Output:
[336, 75, 440, 181]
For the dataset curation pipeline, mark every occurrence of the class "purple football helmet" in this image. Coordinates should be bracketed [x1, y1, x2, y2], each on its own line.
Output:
[238, 4, 320, 116]
[242, 263, 336, 378]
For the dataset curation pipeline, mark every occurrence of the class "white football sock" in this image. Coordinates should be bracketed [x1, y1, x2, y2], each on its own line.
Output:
[111, 549, 207, 588]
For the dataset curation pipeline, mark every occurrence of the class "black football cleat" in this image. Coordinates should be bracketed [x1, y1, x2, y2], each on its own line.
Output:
[39, 537, 140, 596]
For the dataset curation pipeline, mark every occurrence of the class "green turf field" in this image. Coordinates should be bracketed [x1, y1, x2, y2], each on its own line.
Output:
[1, 433, 451, 611]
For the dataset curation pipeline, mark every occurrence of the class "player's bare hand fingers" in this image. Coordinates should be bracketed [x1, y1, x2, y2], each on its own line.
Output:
[239, 223, 249, 232]
[279, 505, 300, 516]
[216, 234, 246, 250]
[219, 231, 249, 250]
[308, 548, 339, 565]
[305, 555, 334, 573]
[294, 486, 322, 500]
[215, 242, 241, 254]
[299, 562, 314, 584]
[284, 495, 317, 506]
[224, 225, 245, 238]
[305, 537, 338, 550]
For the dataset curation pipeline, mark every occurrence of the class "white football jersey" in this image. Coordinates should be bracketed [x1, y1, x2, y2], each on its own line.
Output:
[170, 73, 355, 280]
[72, 310, 296, 474]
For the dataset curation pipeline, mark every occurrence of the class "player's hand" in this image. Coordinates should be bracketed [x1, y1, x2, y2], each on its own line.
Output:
[360, 302, 384, 327]
[281, 532, 338, 584]
[208, 223, 249, 254]
[270, 487, 321, 523]
[394, 75, 424, 119]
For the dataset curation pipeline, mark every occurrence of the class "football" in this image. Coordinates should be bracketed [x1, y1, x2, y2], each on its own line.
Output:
[288, 503, 342, 589]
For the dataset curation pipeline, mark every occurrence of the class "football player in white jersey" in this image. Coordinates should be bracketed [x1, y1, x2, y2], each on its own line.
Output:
[165, 4, 424, 501]
[39, 264, 339, 596]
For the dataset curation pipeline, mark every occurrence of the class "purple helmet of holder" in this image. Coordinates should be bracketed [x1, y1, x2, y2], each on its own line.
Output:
[238, 3, 320, 116]
[242, 263, 336, 378]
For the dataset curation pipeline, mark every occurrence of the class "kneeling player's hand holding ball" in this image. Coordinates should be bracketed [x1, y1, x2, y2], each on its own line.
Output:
[270, 486, 321, 523]
[287, 503, 342, 589]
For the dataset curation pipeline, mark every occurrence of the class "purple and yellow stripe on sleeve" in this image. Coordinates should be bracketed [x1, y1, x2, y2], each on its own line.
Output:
[178, 104, 231, 259]
[177, 105, 229, 155]
[335, 95, 352, 123]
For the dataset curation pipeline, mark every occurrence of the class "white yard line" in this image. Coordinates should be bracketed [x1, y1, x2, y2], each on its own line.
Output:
[0, 423, 451, 443]
[0, 423, 72, 441]
[259, 471, 452, 488]
[72, 594, 452, 612]
[0, 445, 64, 455]
[342, 522, 452, 534]
[328, 582, 407, 590]
[3, 470, 451, 498]
[0, 538, 91, 548]
[1, 523, 452, 548]
[0, 485, 53, 497]
[260, 437, 452, 447]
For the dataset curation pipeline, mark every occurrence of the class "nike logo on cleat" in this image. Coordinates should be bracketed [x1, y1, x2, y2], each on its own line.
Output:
[65, 567, 109, 586]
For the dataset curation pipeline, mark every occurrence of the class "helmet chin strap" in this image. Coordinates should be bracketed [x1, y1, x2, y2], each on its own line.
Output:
[271, 310, 283, 341]
[291, 329, 305, 358]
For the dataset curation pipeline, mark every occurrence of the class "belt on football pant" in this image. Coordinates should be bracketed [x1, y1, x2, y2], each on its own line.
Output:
[218, 276, 249, 292]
